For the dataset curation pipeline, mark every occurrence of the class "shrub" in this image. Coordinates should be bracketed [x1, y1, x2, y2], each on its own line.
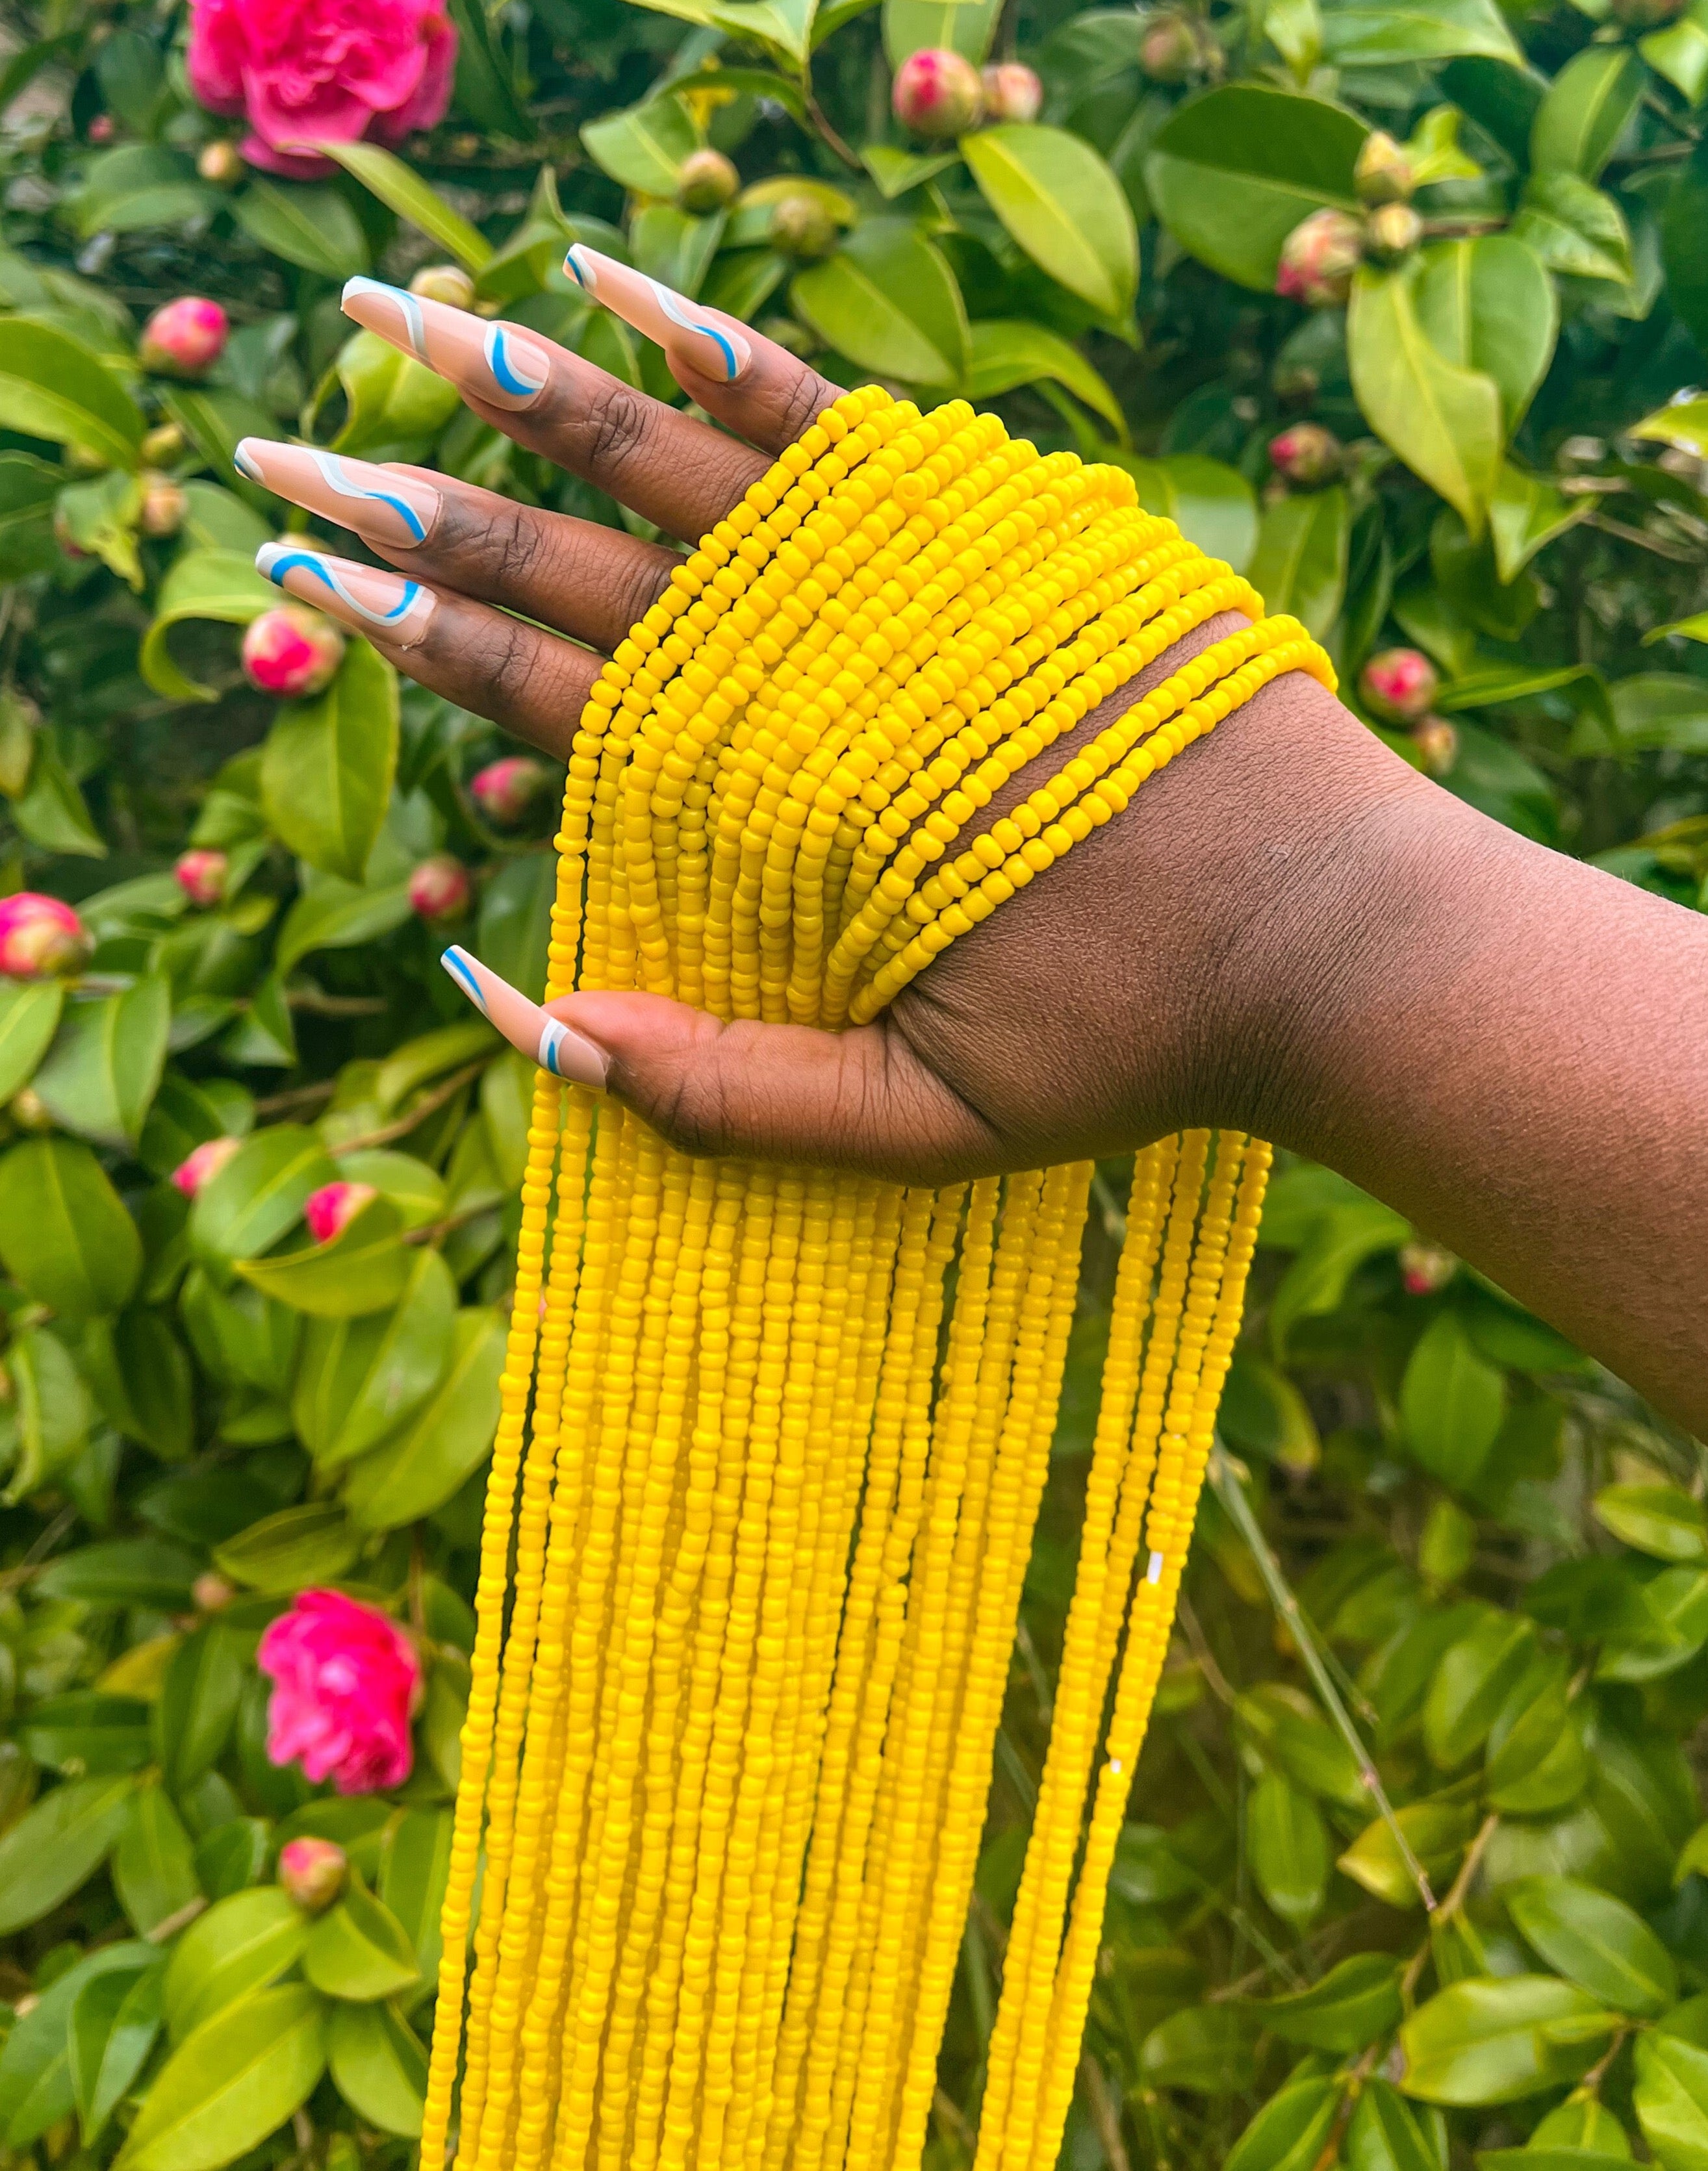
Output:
[0, 0, 1704, 2162]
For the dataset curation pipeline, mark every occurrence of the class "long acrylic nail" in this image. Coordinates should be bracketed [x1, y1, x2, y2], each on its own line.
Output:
[255, 540, 436, 648]
[440, 946, 609, 1087]
[340, 276, 552, 412]
[236, 439, 441, 550]
[564, 244, 751, 385]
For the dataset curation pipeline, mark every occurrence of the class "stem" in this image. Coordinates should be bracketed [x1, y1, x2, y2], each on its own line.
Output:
[286, 986, 389, 1016]
[1210, 1449, 1437, 1911]
[329, 1060, 487, 1156]
[1082, 2053, 1135, 2171]
[1586, 513, 1702, 564]
[800, 64, 863, 170]
[253, 1078, 338, 1119]
[146, 1894, 209, 1943]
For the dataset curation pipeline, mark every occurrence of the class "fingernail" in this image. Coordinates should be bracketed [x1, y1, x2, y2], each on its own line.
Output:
[564, 245, 751, 385]
[236, 439, 440, 550]
[440, 946, 608, 1088]
[255, 540, 436, 648]
[340, 275, 552, 412]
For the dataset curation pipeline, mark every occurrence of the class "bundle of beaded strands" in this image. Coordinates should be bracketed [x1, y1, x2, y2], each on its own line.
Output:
[420, 383, 1334, 2171]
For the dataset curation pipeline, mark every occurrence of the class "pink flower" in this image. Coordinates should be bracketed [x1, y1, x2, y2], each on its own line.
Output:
[1268, 424, 1342, 489]
[407, 854, 471, 920]
[174, 848, 228, 907]
[1275, 209, 1363, 308]
[186, 0, 457, 179]
[139, 298, 229, 376]
[1360, 647, 1438, 723]
[980, 63, 1042, 123]
[303, 1179, 377, 1244]
[1400, 1240, 1457, 1295]
[278, 1836, 348, 1911]
[892, 48, 984, 138]
[469, 754, 550, 825]
[172, 1136, 242, 1197]
[88, 114, 114, 144]
[242, 605, 344, 698]
[0, 893, 88, 980]
[257, 1589, 420, 1794]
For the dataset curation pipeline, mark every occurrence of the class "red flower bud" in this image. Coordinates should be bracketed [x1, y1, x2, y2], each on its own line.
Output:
[139, 474, 188, 539]
[769, 192, 841, 260]
[677, 147, 740, 214]
[1355, 129, 1414, 207]
[1268, 423, 1342, 489]
[408, 854, 472, 921]
[172, 1136, 242, 1197]
[1411, 716, 1459, 778]
[1140, 13, 1203, 82]
[192, 1571, 236, 1612]
[1360, 647, 1438, 723]
[470, 755, 550, 826]
[279, 1836, 348, 1914]
[88, 114, 114, 144]
[980, 62, 1043, 123]
[1275, 209, 1362, 308]
[174, 849, 227, 908]
[409, 264, 476, 309]
[1400, 1240, 1457, 1296]
[304, 1180, 378, 1245]
[892, 47, 984, 138]
[242, 606, 345, 698]
[138, 296, 229, 377]
[0, 893, 88, 980]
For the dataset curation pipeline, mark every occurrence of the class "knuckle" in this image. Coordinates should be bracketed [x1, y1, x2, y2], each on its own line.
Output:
[773, 369, 834, 451]
[582, 383, 657, 475]
[486, 618, 541, 716]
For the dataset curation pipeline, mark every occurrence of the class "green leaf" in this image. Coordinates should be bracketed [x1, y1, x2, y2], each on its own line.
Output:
[962, 124, 1138, 318]
[71, 146, 213, 238]
[275, 874, 414, 977]
[156, 1625, 246, 1794]
[883, 0, 1000, 60]
[293, 1249, 456, 1468]
[1507, 1875, 1678, 2016]
[113, 1783, 200, 1936]
[0, 1137, 142, 1318]
[19, 1692, 152, 1775]
[1400, 1311, 1507, 1488]
[83, 1310, 196, 1462]
[190, 1125, 339, 1268]
[1144, 85, 1364, 291]
[963, 320, 1124, 435]
[792, 220, 969, 388]
[1260, 1953, 1403, 2051]
[31, 976, 169, 1150]
[0, 318, 144, 469]
[164, 1888, 312, 2042]
[233, 181, 370, 277]
[1596, 1486, 1708, 1562]
[1123, 453, 1258, 572]
[0, 1773, 138, 1935]
[1348, 264, 1502, 537]
[343, 1306, 507, 1528]
[630, 204, 726, 300]
[581, 94, 699, 197]
[1343, 2079, 1442, 2171]
[307, 141, 491, 268]
[1640, 0, 1708, 106]
[35, 1537, 198, 1607]
[1226, 2077, 1339, 2171]
[1512, 171, 1633, 285]
[1596, 1568, 1708, 1682]
[1319, 0, 1522, 64]
[304, 1877, 421, 2001]
[70, 1959, 163, 2144]
[140, 549, 277, 704]
[1489, 463, 1588, 583]
[1531, 46, 1644, 179]
[13, 731, 107, 857]
[1636, 2029, 1708, 2171]
[0, 451, 64, 578]
[116, 1983, 325, 2171]
[0, 1944, 153, 2148]
[318, 331, 463, 463]
[862, 144, 960, 199]
[1247, 1770, 1329, 1925]
[1338, 1798, 1476, 1909]
[1424, 1610, 1535, 1766]
[195, 1820, 272, 1901]
[1248, 486, 1350, 639]
[379, 1809, 452, 1983]
[1140, 2004, 1255, 2092]
[1397, 1975, 1617, 2104]
[261, 642, 400, 883]
[327, 2000, 426, 2135]
[0, 978, 63, 1102]
[1486, 1660, 1588, 1813]
[1268, 1197, 1410, 1352]
[237, 1194, 411, 1319]
[212, 1501, 361, 1594]
[1412, 236, 1557, 440]
[1662, 142, 1708, 349]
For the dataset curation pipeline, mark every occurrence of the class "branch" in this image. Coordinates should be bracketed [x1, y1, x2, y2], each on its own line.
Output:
[329, 1060, 488, 1156]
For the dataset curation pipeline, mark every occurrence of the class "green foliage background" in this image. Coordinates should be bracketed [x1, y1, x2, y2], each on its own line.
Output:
[0, 0, 1705, 2161]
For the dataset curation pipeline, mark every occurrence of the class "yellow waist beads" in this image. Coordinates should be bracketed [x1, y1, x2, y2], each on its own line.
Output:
[424, 387, 1333, 2171]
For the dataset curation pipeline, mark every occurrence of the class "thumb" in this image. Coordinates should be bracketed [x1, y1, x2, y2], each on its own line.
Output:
[551, 990, 997, 1182]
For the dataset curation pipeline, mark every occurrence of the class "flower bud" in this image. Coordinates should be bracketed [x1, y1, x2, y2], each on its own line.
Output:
[1399, 1239, 1457, 1295]
[138, 296, 229, 377]
[768, 192, 841, 260]
[677, 147, 740, 214]
[138, 472, 187, 538]
[1611, 0, 1686, 23]
[408, 854, 472, 921]
[1360, 647, 1438, 723]
[192, 1571, 235, 1612]
[1354, 129, 1414, 207]
[0, 893, 89, 980]
[304, 1180, 378, 1245]
[174, 848, 228, 908]
[172, 1136, 242, 1197]
[1268, 423, 1342, 489]
[1364, 201, 1423, 264]
[279, 1836, 348, 1914]
[196, 140, 244, 186]
[140, 422, 185, 467]
[409, 264, 476, 309]
[891, 47, 984, 138]
[8, 1087, 52, 1132]
[1140, 12, 1202, 82]
[1411, 716, 1459, 778]
[1275, 209, 1362, 307]
[242, 606, 345, 698]
[980, 62, 1043, 123]
[470, 754, 551, 825]
[88, 114, 114, 144]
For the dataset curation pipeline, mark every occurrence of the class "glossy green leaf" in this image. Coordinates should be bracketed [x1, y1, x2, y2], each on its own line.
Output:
[70, 1958, 163, 2144]
[0, 977, 62, 1102]
[233, 182, 369, 279]
[1413, 236, 1557, 440]
[1123, 452, 1258, 572]
[195, 1818, 272, 1901]
[1398, 1975, 1616, 2103]
[1424, 1609, 1535, 1766]
[156, 1625, 246, 1794]
[114, 1782, 200, 1935]
[1139, 2003, 1255, 2092]
[212, 1501, 361, 1593]
[2, 1322, 92, 1501]
[1490, 463, 1588, 583]
[1596, 1485, 1708, 1561]
[1246, 1770, 1329, 1925]
[1641, 0, 1708, 106]
[1596, 1568, 1708, 1682]
[1401, 1310, 1507, 1488]
[1268, 1197, 1410, 1353]
[0, 1944, 154, 2148]
[1338, 1799, 1475, 1909]
[236, 1193, 411, 1319]
[19, 1692, 151, 1775]
[1513, 171, 1633, 285]
[116, 1983, 325, 2171]
[305, 1877, 421, 2001]
[327, 2000, 427, 2134]
[380, 1807, 453, 1983]
[261, 642, 399, 883]
[138, 549, 276, 704]
[293, 1248, 455, 1467]
[343, 1306, 507, 1527]
[1636, 2028, 1708, 2171]
[1486, 1660, 1588, 1813]
[189, 1124, 338, 1267]
[0, 317, 144, 468]
[1348, 264, 1502, 537]
[962, 124, 1138, 318]
[792, 220, 969, 387]
[0, 1137, 142, 1318]
[1531, 46, 1644, 179]
[31, 976, 169, 1149]
[1319, 0, 1522, 65]
[883, 0, 1000, 60]
[963, 319, 1123, 433]
[1248, 485, 1350, 638]
[320, 330, 463, 461]
[1225, 2077, 1338, 2171]
[307, 141, 492, 267]
[1344, 2080, 1442, 2171]
[581, 95, 699, 197]
[1507, 1875, 1678, 2015]
[275, 874, 414, 977]
[163, 1887, 312, 2042]
[1260, 1953, 1403, 2050]
[0, 1772, 138, 1934]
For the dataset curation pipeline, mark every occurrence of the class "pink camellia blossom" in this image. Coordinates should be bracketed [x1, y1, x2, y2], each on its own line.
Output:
[174, 848, 228, 907]
[1360, 646, 1438, 723]
[241, 605, 344, 698]
[1275, 209, 1363, 309]
[407, 854, 471, 920]
[469, 754, 550, 825]
[1399, 1239, 1457, 1296]
[138, 297, 229, 376]
[1268, 424, 1342, 490]
[172, 1136, 242, 1197]
[257, 1589, 420, 1794]
[303, 1179, 378, 1245]
[0, 893, 88, 980]
[278, 1836, 348, 1911]
[892, 48, 984, 138]
[980, 62, 1042, 123]
[186, 0, 457, 179]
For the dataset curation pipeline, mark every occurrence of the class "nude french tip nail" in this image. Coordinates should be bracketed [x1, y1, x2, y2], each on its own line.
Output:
[563, 244, 750, 385]
[339, 274, 549, 412]
[235, 438, 439, 549]
[440, 946, 609, 1088]
[254, 539, 436, 647]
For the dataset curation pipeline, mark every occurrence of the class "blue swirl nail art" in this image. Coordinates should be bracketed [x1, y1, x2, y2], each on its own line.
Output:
[564, 246, 741, 383]
[308, 450, 431, 543]
[343, 276, 430, 363]
[442, 946, 489, 1014]
[257, 543, 426, 631]
[484, 324, 547, 399]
